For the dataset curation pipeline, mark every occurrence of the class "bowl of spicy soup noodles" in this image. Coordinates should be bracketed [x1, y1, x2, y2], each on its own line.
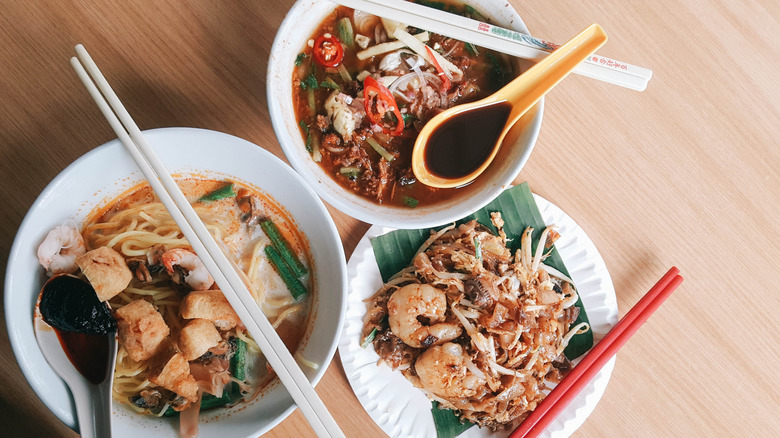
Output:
[268, 0, 543, 228]
[5, 127, 347, 438]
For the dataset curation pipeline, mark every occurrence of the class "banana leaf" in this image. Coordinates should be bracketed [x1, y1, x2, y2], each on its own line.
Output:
[369, 182, 592, 438]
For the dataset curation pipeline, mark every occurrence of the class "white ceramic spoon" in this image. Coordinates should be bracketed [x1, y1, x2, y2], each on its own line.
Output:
[34, 318, 116, 438]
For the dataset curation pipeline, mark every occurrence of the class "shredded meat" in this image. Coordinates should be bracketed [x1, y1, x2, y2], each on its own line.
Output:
[373, 330, 419, 370]
[315, 114, 331, 132]
[322, 132, 342, 151]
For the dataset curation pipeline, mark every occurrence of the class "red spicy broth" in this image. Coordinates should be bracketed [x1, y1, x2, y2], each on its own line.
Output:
[292, 2, 514, 208]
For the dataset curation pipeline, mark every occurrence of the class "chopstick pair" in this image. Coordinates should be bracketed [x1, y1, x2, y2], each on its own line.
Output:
[331, 0, 652, 91]
[511, 266, 684, 437]
[70, 45, 345, 438]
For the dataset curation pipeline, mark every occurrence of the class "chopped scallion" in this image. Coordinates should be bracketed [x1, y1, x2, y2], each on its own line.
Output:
[474, 236, 482, 261]
[300, 73, 319, 90]
[294, 52, 308, 66]
[230, 337, 247, 381]
[311, 130, 322, 162]
[265, 245, 307, 300]
[261, 220, 308, 278]
[300, 120, 313, 153]
[337, 63, 351, 81]
[320, 77, 340, 90]
[360, 328, 378, 348]
[307, 88, 316, 117]
[403, 196, 419, 208]
[464, 5, 487, 22]
[366, 137, 394, 162]
[339, 166, 361, 178]
[199, 183, 236, 202]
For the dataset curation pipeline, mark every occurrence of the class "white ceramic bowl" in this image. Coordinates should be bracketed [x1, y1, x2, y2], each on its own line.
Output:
[268, 0, 543, 228]
[5, 128, 347, 438]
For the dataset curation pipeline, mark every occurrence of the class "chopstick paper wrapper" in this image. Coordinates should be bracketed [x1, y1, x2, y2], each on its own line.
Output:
[70, 44, 345, 438]
[332, 0, 652, 91]
[511, 267, 684, 437]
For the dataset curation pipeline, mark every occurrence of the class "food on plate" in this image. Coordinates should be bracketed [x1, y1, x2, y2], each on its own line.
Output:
[293, 2, 514, 208]
[361, 214, 589, 429]
[35, 179, 314, 436]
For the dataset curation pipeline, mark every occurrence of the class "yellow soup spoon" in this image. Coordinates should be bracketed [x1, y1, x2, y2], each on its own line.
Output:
[411, 24, 608, 188]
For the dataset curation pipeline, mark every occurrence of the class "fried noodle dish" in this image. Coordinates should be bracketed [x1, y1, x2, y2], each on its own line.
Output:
[361, 213, 589, 429]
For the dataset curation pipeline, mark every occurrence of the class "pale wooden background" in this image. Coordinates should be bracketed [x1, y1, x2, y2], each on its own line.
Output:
[0, 0, 778, 436]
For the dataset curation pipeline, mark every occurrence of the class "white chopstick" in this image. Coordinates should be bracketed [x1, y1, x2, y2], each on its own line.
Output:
[331, 0, 653, 91]
[70, 44, 344, 438]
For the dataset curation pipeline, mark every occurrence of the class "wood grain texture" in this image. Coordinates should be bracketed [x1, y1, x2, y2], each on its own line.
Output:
[0, 0, 777, 436]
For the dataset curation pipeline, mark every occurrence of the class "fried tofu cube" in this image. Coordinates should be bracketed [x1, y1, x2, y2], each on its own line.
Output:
[115, 299, 170, 362]
[149, 351, 198, 403]
[178, 319, 221, 361]
[76, 246, 133, 301]
[179, 290, 240, 330]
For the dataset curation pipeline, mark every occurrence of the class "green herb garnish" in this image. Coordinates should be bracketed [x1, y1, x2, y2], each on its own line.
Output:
[261, 220, 307, 278]
[300, 73, 319, 90]
[265, 245, 307, 300]
[199, 183, 235, 202]
[360, 328, 378, 348]
[320, 77, 341, 90]
[339, 166, 361, 178]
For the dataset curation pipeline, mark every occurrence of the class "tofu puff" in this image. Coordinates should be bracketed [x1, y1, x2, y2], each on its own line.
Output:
[75, 179, 315, 424]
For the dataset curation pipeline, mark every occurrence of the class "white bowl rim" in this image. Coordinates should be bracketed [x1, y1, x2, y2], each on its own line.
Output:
[267, 0, 544, 229]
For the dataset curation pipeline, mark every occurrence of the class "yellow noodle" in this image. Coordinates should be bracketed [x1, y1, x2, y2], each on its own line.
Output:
[272, 305, 301, 329]
[82, 190, 310, 407]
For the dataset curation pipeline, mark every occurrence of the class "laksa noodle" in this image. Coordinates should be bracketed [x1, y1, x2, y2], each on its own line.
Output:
[35, 178, 315, 437]
[293, 1, 515, 208]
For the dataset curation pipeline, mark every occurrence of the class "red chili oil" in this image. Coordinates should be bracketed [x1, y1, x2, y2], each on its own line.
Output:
[55, 329, 110, 384]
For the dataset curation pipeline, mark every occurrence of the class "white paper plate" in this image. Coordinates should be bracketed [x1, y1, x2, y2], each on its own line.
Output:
[338, 194, 618, 437]
[5, 127, 347, 438]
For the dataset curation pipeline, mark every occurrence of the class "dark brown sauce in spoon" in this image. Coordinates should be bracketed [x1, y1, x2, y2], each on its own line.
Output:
[423, 101, 511, 180]
[40, 274, 115, 384]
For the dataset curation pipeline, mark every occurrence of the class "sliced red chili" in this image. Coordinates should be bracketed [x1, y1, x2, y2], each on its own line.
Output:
[425, 46, 451, 93]
[363, 76, 405, 136]
[312, 34, 344, 68]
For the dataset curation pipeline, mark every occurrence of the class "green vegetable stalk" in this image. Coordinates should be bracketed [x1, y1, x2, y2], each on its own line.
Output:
[199, 183, 236, 202]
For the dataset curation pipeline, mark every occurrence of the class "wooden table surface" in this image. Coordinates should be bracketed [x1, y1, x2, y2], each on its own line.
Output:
[1, 0, 778, 436]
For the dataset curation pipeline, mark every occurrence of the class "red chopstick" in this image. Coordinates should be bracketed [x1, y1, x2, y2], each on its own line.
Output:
[510, 266, 684, 438]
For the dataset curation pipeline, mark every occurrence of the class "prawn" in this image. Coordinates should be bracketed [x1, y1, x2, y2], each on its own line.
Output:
[160, 248, 214, 291]
[415, 342, 485, 398]
[387, 283, 461, 348]
[37, 223, 86, 275]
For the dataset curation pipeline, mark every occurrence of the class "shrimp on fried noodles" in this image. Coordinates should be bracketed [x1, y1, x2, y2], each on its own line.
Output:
[361, 213, 589, 430]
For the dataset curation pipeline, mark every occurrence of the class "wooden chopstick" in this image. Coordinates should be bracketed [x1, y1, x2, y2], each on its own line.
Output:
[511, 267, 684, 437]
[70, 44, 345, 438]
[331, 0, 652, 91]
